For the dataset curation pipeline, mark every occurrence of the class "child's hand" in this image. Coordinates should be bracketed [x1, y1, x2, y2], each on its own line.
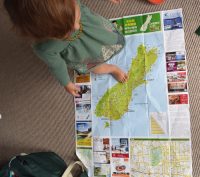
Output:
[65, 82, 80, 97]
[109, 0, 123, 4]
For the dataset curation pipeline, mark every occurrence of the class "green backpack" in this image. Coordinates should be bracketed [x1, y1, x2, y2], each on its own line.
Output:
[0, 152, 88, 177]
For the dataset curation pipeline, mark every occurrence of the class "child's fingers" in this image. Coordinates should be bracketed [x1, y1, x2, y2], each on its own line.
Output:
[73, 84, 80, 92]
[72, 91, 80, 97]
[120, 78, 125, 83]
[122, 74, 128, 83]
[73, 86, 81, 97]
[75, 86, 81, 92]
[122, 78, 126, 83]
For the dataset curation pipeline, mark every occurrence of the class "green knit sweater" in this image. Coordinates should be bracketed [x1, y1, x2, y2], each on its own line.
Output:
[33, 0, 125, 86]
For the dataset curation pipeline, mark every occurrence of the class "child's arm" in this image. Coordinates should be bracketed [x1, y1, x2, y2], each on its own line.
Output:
[33, 44, 80, 96]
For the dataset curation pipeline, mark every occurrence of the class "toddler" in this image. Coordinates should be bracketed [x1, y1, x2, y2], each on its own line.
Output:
[4, 0, 128, 96]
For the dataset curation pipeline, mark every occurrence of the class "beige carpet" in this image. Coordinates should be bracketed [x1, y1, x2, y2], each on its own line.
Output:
[0, 0, 199, 176]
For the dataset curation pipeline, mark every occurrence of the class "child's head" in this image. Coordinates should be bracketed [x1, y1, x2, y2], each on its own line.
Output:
[4, 0, 76, 40]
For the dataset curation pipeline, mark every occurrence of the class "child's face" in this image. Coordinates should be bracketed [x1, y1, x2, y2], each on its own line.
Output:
[74, 1, 81, 30]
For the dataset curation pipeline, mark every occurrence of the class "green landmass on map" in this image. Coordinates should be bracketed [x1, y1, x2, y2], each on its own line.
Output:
[95, 44, 158, 120]
[104, 121, 110, 128]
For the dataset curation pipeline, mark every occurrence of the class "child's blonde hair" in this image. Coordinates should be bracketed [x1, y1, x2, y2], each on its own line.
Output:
[4, 0, 76, 40]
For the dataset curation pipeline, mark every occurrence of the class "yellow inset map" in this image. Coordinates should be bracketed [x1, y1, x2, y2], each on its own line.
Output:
[151, 117, 165, 134]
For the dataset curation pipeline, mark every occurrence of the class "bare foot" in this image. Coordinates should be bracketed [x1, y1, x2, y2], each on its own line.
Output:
[111, 65, 128, 83]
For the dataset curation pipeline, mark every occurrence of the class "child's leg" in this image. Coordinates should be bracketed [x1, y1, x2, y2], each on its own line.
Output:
[92, 64, 128, 83]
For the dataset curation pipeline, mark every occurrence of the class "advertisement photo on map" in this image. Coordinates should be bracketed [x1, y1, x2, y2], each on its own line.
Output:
[168, 82, 187, 93]
[111, 138, 129, 158]
[93, 151, 110, 164]
[75, 85, 91, 102]
[168, 94, 188, 105]
[75, 101, 92, 121]
[74, 73, 91, 83]
[163, 10, 183, 30]
[166, 51, 185, 62]
[76, 122, 92, 147]
[94, 164, 110, 176]
[112, 158, 130, 177]
[167, 72, 187, 82]
[93, 137, 110, 164]
[166, 61, 186, 72]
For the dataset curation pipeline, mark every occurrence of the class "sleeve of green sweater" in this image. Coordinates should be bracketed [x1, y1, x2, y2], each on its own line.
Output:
[32, 42, 70, 87]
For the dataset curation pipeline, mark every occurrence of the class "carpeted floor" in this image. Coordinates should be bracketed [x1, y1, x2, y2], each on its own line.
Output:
[0, 0, 199, 176]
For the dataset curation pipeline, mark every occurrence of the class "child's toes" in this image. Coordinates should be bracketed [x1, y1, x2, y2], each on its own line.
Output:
[120, 77, 124, 83]
[121, 78, 125, 83]
[120, 76, 124, 83]
[122, 76, 127, 83]
[124, 73, 128, 82]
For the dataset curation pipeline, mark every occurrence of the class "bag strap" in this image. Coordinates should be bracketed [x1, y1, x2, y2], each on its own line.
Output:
[62, 161, 85, 177]
[8, 154, 28, 177]
[8, 153, 27, 168]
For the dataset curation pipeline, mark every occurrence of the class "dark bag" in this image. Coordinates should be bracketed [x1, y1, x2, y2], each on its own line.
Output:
[0, 152, 67, 177]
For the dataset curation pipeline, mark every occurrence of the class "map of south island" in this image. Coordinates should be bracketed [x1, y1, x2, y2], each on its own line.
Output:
[92, 33, 168, 137]
[95, 45, 158, 120]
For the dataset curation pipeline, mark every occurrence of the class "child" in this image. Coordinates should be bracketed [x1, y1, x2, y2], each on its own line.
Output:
[4, 0, 128, 97]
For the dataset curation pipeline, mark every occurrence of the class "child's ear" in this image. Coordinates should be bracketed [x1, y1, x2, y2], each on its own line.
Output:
[74, 22, 80, 30]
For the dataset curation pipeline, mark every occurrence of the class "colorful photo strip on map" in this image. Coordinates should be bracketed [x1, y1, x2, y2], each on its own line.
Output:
[74, 9, 192, 177]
